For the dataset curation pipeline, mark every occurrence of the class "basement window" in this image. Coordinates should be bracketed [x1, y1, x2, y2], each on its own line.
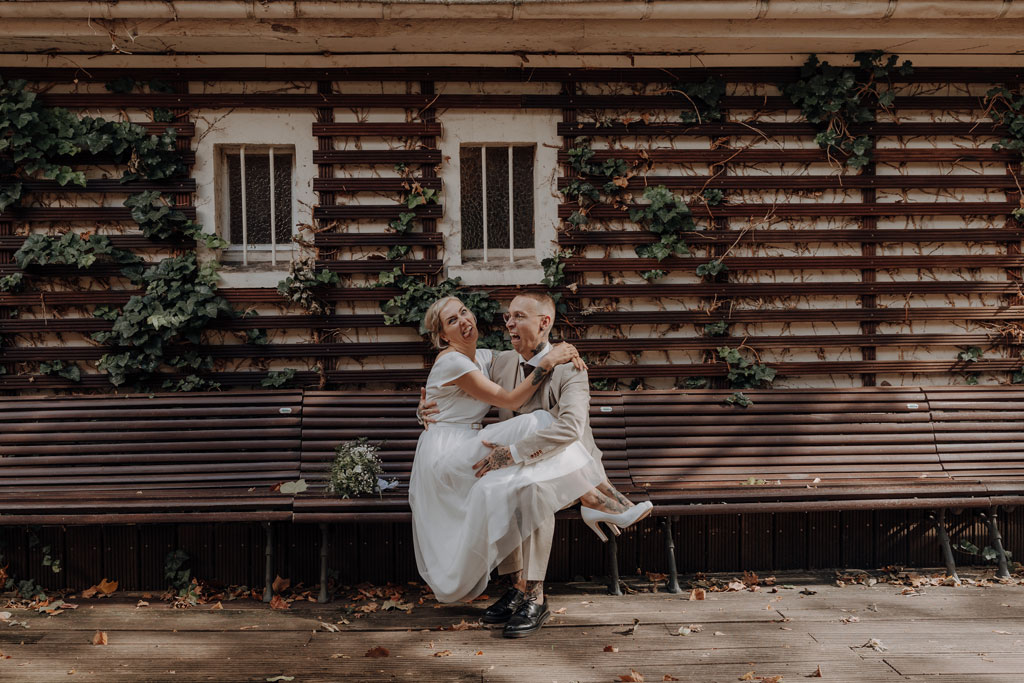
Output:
[219, 145, 294, 264]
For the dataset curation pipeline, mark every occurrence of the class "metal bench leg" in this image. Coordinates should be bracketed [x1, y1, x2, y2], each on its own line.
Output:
[318, 523, 331, 604]
[606, 532, 622, 596]
[262, 522, 274, 603]
[660, 516, 682, 594]
[981, 508, 1011, 580]
[931, 508, 959, 582]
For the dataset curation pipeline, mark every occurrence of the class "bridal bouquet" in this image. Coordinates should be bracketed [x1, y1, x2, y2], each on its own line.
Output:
[327, 438, 396, 498]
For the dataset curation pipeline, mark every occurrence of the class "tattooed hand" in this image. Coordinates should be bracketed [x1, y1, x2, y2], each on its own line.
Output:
[473, 441, 515, 478]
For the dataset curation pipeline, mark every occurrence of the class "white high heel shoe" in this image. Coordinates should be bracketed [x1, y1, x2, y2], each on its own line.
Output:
[581, 501, 654, 542]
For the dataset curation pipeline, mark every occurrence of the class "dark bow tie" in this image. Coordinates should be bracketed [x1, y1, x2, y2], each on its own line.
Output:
[520, 362, 536, 377]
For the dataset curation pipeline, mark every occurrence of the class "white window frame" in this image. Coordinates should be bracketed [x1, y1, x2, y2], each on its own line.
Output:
[460, 144, 536, 265]
[216, 144, 296, 266]
[438, 110, 560, 286]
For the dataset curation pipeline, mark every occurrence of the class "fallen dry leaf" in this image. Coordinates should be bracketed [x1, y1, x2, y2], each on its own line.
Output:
[604, 645, 619, 652]
[553, 607, 567, 614]
[364, 646, 390, 658]
[447, 619, 483, 631]
[329, 653, 350, 659]
[475, 650, 484, 656]
[210, 601, 223, 610]
[807, 665, 823, 678]
[91, 631, 107, 646]
[739, 673, 755, 681]
[272, 576, 291, 593]
[318, 621, 340, 633]
[97, 579, 118, 595]
[269, 595, 290, 610]
[689, 588, 706, 601]
[136, 600, 149, 608]
[619, 670, 644, 683]
[433, 649, 453, 657]
[861, 638, 889, 652]
[80, 586, 99, 599]
[239, 625, 260, 630]
[761, 677, 783, 683]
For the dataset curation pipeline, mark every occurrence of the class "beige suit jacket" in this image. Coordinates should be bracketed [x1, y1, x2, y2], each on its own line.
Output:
[490, 349, 603, 465]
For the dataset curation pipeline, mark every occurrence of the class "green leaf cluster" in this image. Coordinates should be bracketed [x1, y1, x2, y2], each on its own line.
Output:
[39, 360, 81, 382]
[377, 267, 509, 350]
[0, 272, 24, 292]
[1, 76, 185, 211]
[703, 320, 730, 337]
[276, 259, 339, 315]
[14, 233, 140, 270]
[261, 368, 297, 388]
[164, 549, 192, 594]
[783, 51, 912, 170]
[631, 185, 696, 264]
[717, 346, 776, 390]
[124, 190, 224, 247]
[92, 254, 233, 388]
[676, 77, 726, 124]
[695, 259, 727, 280]
[957, 346, 983, 362]
[985, 87, 1024, 158]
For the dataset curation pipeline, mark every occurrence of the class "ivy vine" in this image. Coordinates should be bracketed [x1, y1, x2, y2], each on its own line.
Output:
[92, 255, 234, 390]
[0, 76, 186, 211]
[784, 51, 912, 170]
[673, 77, 726, 124]
[14, 233, 139, 270]
[276, 258, 339, 315]
[376, 267, 509, 350]
[0, 77, 260, 390]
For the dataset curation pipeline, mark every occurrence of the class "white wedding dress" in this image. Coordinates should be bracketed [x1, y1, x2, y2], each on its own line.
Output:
[409, 349, 604, 603]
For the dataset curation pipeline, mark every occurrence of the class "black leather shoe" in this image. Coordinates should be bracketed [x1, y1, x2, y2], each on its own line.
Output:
[501, 597, 550, 638]
[482, 588, 525, 624]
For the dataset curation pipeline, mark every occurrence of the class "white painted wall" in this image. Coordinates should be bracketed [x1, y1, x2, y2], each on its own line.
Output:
[190, 107, 317, 284]
[437, 108, 561, 285]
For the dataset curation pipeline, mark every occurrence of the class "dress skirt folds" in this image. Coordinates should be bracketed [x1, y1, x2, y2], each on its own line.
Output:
[409, 409, 603, 603]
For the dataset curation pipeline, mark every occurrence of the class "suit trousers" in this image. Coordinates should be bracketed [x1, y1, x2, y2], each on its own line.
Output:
[496, 515, 554, 582]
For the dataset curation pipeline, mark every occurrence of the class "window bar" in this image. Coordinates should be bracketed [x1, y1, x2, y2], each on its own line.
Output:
[481, 146, 488, 263]
[507, 145, 514, 263]
[240, 145, 248, 266]
[268, 147, 277, 266]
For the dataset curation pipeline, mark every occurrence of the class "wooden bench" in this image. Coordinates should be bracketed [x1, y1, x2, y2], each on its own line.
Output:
[2, 387, 1018, 599]
[624, 388, 1019, 592]
[0, 391, 304, 600]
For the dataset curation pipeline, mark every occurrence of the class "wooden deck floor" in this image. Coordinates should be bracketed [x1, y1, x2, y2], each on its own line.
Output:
[3, 570, 1024, 682]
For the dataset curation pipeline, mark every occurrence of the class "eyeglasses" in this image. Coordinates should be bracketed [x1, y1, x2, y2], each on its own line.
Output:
[502, 312, 547, 323]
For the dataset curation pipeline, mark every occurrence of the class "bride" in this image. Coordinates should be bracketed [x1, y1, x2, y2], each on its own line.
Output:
[409, 295, 650, 606]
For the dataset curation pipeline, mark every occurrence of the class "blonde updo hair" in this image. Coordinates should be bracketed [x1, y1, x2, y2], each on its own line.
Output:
[423, 296, 475, 350]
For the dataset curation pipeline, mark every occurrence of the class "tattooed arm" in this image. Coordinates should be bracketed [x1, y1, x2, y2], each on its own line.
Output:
[472, 442, 515, 478]
[449, 342, 580, 412]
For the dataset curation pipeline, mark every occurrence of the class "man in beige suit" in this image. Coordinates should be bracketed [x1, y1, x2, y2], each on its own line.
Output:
[420, 292, 640, 637]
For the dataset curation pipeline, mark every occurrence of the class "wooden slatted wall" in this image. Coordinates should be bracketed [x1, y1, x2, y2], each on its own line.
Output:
[1, 66, 1023, 390]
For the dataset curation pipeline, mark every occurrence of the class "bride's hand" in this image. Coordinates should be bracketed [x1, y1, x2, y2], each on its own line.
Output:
[541, 342, 585, 371]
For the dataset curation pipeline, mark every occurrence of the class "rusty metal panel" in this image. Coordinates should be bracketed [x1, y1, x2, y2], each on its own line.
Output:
[807, 512, 842, 569]
[841, 511, 875, 569]
[741, 513, 773, 572]
[773, 513, 807, 571]
[706, 515, 741, 572]
[874, 510, 910, 568]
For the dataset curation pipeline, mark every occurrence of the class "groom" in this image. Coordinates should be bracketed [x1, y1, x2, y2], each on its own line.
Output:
[418, 292, 627, 637]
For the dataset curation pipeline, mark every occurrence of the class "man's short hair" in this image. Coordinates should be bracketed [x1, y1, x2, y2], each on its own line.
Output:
[513, 292, 557, 319]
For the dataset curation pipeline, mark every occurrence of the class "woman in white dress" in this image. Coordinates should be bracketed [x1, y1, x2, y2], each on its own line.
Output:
[409, 296, 649, 605]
